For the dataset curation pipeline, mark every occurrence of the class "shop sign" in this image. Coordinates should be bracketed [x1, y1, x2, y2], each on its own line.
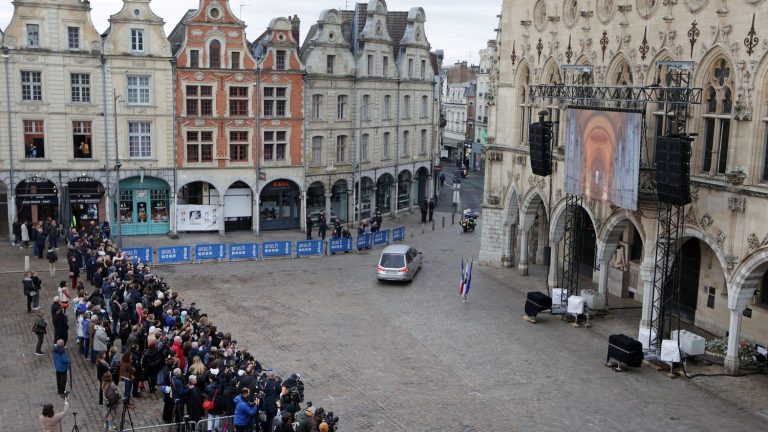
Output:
[229, 243, 259, 260]
[262, 180, 296, 194]
[70, 193, 103, 204]
[18, 194, 57, 205]
[195, 244, 226, 260]
[296, 240, 323, 257]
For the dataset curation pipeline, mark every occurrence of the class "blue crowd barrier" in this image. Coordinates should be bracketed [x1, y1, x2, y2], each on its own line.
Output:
[329, 237, 352, 254]
[195, 243, 226, 260]
[356, 233, 372, 250]
[123, 247, 153, 265]
[392, 227, 406, 242]
[262, 241, 292, 258]
[229, 243, 259, 260]
[296, 240, 324, 257]
[373, 230, 390, 246]
[157, 246, 191, 264]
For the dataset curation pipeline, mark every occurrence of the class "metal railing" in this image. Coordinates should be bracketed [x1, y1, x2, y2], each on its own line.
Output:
[120, 415, 235, 432]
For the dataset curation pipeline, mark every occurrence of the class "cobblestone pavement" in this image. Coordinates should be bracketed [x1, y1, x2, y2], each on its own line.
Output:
[1, 215, 767, 431]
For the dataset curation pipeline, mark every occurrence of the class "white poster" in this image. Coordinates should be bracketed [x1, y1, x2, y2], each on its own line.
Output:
[176, 204, 219, 231]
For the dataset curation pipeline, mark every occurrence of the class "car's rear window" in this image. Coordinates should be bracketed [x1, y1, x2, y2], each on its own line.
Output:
[380, 253, 405, 268]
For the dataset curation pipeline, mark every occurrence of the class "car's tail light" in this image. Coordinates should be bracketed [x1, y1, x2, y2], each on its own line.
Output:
[376, 266, 385, 271]
[398, 267, 408, 273]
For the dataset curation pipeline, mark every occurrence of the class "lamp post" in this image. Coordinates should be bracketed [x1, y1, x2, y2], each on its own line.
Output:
[113, 92, 123, 249]
[356, 102, 377, 222]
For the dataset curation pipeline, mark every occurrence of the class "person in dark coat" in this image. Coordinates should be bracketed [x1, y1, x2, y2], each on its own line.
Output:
[186, 375, 204, 422]
[428, 198, 435, 222]
[35, 226, 47, 259]
[261, 372, 281, 431]
[52, 308, 69, 346]
[12, 219, 21, 246]
[420, 199, 428, 223]
[318, 212, 328, 241]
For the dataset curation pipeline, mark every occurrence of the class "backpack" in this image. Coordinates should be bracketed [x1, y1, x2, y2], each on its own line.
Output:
[105, 384, 121, 408]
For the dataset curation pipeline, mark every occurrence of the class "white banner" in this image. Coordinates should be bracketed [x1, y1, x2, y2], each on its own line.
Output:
[176, 205, 219, 231]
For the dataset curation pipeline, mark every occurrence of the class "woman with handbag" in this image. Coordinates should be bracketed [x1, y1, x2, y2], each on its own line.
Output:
[32, 309, 47, 355]
[57, 281, 71, 315]
[204, 374, 223, 432]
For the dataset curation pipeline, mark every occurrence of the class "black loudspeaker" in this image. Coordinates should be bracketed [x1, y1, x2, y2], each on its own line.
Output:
[655, 135, 692, 206]
[529, 123, 552, 177]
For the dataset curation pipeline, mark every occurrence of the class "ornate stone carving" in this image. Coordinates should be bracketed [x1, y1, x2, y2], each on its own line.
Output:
[715, 229, 726, 250]
[636, 0, 658, 19]
[194, 72, 204, 81]
[534, 0, 548, 31]
[727, 196, 745, 212]
[194, 119, 205, 127]
[690, 183, 699, 202]
[556, 188, 563, 201]
[639, 26, 650, 60]
[191, 30, 204, 37]
[684, 207, 698, 226]
[744, 13, 759, 57]
[600, 31, 609, 62]
[235, 119, 245, 126]
[228, 31, 239, 38]
[563, 0, 578, 28]
[700, 213, 713, 230]
[747, 233, 760, 253]
[683, 0, 708, 13]
[597, 0, 615, 23]
[761, 232, 768, 247]
[234, 73, 245, 82]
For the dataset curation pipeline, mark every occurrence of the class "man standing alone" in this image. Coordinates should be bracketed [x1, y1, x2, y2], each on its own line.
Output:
[52, 339, 71, 395]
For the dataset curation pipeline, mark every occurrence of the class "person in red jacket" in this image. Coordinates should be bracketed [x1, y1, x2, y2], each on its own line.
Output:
[171, 336, 185, 370]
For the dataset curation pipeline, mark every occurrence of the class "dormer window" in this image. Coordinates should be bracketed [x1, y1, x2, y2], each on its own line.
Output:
[27, 24, 40, 48]
[131, 29, 144, 52]
[276, 50, 286, 70]
[67, 27, 80, 50]
[327, 55, 335, 74]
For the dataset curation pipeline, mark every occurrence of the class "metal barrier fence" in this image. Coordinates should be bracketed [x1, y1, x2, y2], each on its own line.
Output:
[120, 415, 235, 432]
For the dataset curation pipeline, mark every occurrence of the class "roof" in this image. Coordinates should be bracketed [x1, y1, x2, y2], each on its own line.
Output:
[168, 9, 197, 55]
[381, 244, 412, 254]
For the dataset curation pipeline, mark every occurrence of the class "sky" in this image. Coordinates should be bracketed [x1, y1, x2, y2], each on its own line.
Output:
[0, 0, 501, 65]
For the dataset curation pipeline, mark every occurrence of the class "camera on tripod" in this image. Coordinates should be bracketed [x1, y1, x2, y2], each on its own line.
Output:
[321, 410, 340, 432]
[282, 373, 305, 404]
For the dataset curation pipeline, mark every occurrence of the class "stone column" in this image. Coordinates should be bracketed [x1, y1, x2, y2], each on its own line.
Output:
[218, 201, 226, 236]
[548, 240, 559, 289]
[348, 187, 355, 223]
[638, 257, 656, 329]
[324, 192, 332, 221]
[517, 227, 529, 276]
[724, 307, 745, 375]
[393, 181, 399, 218]
[427, 174, 434, 200]
[371, 186, 377, 216]
[299, 192, 306, 234]
[7, 183, 15, 242]
[535, 219, 547, 264]
[252, 196, 260, 235]
[597, 244, 610, 296]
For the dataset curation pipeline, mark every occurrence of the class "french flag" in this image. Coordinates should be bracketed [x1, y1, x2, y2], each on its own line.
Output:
[459, 259, 473, 297]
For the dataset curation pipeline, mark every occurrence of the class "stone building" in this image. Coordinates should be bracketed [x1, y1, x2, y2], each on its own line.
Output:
[475, 40, 497, 171]
[442, 61, 477, 163]
[169, 0, 261, 235]
[1, 0, 108, 233]
[300, 0, 439, 224]
[482, 0, 768, 374]
[103, 0, 175, 237]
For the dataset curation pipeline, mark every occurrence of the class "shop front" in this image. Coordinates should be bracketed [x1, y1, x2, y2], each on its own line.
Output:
[67, 177, 105, 229]
[331, 180, 348, 222]
[397, 170, 412, 210]
[260, 179, 300, 231]
[16, 177, 58, 223]
[376, 174, 394, 214]
[356, 177, 374, 221]
[306, 181, 326, 222]
[117, 176, 170, 235]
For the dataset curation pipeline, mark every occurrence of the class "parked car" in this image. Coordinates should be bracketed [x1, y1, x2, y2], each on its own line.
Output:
[376, 244, 423, 282]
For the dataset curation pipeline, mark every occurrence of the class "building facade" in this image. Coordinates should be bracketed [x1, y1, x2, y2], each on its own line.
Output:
[301, 0, 438, 223]
[103, 0, 175, 236]
[483, 0, 768, 374]
[475, 40, 496, 172]
[1, 0, 108, 233]
[169, 0, 260, 235]
[251, 16, 306, 232]
[442, 62, 477, 163]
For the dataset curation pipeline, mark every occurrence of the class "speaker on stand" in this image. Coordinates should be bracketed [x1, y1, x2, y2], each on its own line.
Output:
[655, 135, 693, 206]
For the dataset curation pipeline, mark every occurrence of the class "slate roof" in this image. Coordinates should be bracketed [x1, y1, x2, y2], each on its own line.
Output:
[168, 9, 197, 55]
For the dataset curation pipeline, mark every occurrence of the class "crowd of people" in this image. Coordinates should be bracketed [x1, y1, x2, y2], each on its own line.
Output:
[27, 218, 336, 432]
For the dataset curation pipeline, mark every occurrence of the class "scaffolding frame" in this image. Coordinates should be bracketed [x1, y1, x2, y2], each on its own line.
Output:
[530, 61, 700, 355]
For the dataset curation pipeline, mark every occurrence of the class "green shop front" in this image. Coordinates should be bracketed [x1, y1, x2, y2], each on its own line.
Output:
[116, 177, 170, 235]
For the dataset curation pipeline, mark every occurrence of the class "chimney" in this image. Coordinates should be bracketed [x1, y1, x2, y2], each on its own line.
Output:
[291, 14, 301, 45]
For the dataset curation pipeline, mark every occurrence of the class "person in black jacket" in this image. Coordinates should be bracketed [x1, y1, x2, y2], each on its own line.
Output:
[52, 308, 69, 346]
[318, 212, 328, 241]
[261, 372, 281, 431]
[305, 214, 313, 240]
[186, 375, 203, 422]
[420, 199, 428, 223]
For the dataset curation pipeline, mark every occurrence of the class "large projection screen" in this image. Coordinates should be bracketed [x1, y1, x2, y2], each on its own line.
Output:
[565, 108, 643, 210]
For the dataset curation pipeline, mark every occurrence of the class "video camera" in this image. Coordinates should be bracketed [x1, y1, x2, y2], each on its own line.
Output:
[321, 411, 340, 432]
[59, 390, 70, 399]
[283, 373, 304, 403]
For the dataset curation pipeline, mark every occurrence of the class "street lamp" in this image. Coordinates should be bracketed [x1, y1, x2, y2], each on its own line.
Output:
[113, 92, 123, 249]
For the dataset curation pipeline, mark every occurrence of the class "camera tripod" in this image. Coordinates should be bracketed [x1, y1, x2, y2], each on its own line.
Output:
[118, 400, 135, 432]
[70, 412, 80, 432]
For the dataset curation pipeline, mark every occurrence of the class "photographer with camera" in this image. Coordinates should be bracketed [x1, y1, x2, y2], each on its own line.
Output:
[233, 387, 259, 432]
[39, 395, 69, 432]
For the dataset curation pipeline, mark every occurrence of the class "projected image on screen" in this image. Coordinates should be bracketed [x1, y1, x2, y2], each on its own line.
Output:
[565, 108, 643, 210]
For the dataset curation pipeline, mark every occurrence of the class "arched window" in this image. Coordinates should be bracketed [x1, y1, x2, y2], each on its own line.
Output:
[650, 59, 676, 167]
[518, 66, 531, 144]
[701, 58, 733, 175]
[544, 64, 561, 148]
[614, 62, 633, 86]
[209, 40, 221, 69]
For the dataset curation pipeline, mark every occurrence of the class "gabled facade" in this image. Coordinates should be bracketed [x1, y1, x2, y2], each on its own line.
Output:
[301, 0, 438, 225]
[169, 0, 261, 234]
[103, 0, 175, 236]
[1, 0, 108, 233]
[251, 16, 306, 232]
[443, 61, 477, 163]
[475, 40, 496, 172]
